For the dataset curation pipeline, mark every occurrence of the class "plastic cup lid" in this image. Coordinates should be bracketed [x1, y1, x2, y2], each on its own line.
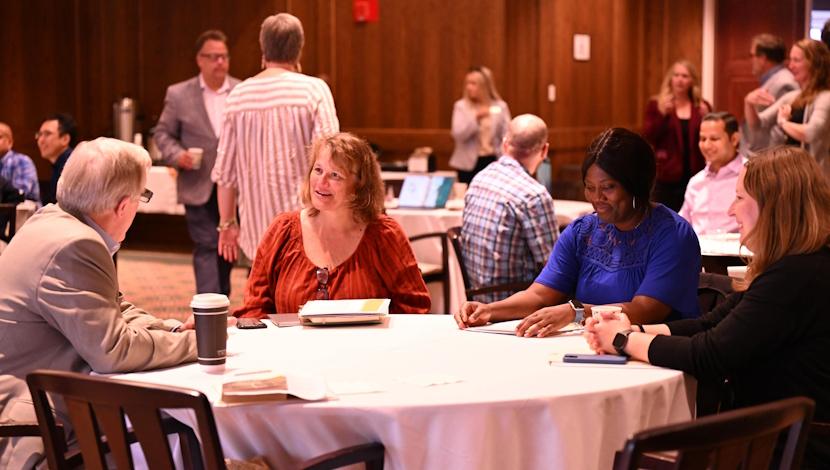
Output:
[190, 293, 230, 309]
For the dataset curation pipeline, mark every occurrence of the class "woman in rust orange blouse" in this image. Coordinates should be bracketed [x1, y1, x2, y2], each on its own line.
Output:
[234, 132, 431, 317]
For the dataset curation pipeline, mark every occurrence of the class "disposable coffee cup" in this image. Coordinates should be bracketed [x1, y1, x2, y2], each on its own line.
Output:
[591, 305, 622, 321]
[190, 293, 229, 373]
[188, 147, 204, 170]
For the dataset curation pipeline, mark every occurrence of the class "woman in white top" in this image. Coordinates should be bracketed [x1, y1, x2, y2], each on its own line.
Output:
[450, 66, 511, 184]
[745, 38, 830, 175]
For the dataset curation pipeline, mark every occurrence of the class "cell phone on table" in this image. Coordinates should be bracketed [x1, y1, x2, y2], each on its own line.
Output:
[563, 353, 628, 365]
[236, 318, 267, 329]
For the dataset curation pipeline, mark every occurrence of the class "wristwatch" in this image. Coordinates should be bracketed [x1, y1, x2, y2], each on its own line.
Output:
[612, 329, 634, 356]
[568, 299, 585, 324]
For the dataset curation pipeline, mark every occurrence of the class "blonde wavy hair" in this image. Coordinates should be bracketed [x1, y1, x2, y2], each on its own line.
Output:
[300, 133, 385, 224]
[740, 146, 830, 286]
[654, 60, 704, 107]
[791, 39, 830, 109]
[462, 66, 502, 102]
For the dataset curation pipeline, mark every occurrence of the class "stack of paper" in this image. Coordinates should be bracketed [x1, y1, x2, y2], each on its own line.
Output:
[299, 298, 390, 325]
[466, 319, 583, 336]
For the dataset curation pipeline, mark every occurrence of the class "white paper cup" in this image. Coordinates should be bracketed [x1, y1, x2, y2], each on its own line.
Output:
[188, 147, 204, 170]
[591, 305, 622, 321]
[190, 293, 229, 373]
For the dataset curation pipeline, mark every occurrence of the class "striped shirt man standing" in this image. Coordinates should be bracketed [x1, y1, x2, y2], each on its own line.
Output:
[212, 13, 339, 263]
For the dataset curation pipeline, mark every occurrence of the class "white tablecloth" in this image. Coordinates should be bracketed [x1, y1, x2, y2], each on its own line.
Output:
[697, 233, 752, 257]
[113, 316, 694, 470]
[139, 166, 185, 215]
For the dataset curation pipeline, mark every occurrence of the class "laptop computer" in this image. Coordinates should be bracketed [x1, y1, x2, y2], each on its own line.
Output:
[397, 175, 454, 209]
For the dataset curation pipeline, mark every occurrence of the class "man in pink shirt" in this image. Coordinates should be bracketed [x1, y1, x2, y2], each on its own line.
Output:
[679, 112, 744, 235]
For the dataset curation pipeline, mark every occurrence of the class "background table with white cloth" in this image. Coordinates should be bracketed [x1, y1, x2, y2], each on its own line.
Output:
[698, 233, 751, 276]
[112, 315, 694, 470]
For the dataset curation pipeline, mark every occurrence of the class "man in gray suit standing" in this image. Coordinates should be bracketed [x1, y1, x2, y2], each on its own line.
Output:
[742, 34, 800, 154]
[154, 30, 240, 295]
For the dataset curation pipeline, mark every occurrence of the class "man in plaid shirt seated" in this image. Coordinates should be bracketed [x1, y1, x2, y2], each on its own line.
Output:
[461, 114, 559, 303]
[0, 122, 40, 203]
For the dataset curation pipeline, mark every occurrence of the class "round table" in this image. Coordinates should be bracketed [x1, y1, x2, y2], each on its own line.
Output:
[113, 315, 693, 470]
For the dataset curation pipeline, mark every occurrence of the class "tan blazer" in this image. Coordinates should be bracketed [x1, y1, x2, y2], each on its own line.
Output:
[0, 205, 197, 468]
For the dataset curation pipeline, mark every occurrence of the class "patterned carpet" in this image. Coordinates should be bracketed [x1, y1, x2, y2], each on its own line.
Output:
[117, 249, 249, 322]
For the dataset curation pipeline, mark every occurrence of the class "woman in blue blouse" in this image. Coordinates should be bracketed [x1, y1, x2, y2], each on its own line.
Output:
[454, 128, 701, 337]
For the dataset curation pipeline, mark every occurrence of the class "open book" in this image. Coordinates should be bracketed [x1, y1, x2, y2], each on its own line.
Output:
[466, 319, 583, 336]
[298, 298, 390, 326]
[220, 372, 327, 404]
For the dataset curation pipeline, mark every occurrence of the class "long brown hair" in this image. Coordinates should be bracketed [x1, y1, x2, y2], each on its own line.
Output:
[741, 146, 830, 285]
[300, 133, 385, 224]
[791, 39, 830, 109]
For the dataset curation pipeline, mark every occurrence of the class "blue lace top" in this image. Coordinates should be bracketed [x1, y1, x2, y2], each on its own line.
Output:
[535, 204, 701, 319]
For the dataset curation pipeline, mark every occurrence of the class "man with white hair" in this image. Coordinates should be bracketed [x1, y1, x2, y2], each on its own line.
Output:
[0, 138, 197, 468]
[461, 114, 559, 303]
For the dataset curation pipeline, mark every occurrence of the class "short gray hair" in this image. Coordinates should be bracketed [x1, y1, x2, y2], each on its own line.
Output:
[259, 13, 304, 63]
[57, 137, 150, 215]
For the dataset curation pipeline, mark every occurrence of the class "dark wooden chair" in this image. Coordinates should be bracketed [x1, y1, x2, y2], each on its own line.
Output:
[0, 202, 18, 243]
[27, 370, 385, 470]
[409, 231, 451, 314]
[613, 396, 815, 470]
[447, 226, 532, 301]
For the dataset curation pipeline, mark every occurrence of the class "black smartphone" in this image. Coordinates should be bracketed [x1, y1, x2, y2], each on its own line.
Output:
[563, 353, 628, 365]
[236, 318, 267, 329]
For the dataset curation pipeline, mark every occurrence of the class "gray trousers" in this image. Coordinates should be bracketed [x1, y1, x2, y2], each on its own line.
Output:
[184, 186, 232, 296]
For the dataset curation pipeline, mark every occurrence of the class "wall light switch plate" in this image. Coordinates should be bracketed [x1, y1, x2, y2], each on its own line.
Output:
[547, 84, 556, 102]
[573, 34, 591, 61]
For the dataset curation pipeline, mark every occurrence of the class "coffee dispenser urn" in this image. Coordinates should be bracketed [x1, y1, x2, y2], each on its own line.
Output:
[113, 97, 136, 142]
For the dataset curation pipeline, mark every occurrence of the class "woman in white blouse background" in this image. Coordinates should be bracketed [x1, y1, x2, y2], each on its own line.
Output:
[450, 66, 511, 184]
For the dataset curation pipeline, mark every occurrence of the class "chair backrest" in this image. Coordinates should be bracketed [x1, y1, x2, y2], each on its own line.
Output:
[446, 226, 471, 292]
[614, 396, 815, 470]
[447, 226, 532, 301]
[408, 231, 450, 314]
[697, 272, 734, 315]
[0, 203, 18, 243]
[27, 369, 226, 470]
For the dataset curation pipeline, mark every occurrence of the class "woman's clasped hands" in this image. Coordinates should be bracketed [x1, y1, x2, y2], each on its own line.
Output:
[584, 310, 632, 354]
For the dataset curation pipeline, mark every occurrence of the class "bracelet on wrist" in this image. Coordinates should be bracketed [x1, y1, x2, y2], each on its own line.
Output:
[632, 324, 644, 333]
[216, 219, 238, 232]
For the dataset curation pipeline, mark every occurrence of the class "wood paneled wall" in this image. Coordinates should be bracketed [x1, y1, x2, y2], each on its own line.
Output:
[1, 0, 706, 184]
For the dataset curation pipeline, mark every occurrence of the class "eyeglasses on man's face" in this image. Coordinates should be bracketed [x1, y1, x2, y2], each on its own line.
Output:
[199, 53, 229, 62]
[34, 130, 58, 140]
[315, 267, 330, 300]
[139, 188, 153, 203]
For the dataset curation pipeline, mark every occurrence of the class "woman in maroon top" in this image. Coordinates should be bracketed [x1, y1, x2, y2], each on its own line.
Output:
[643, 60, 712, 211]
[234, 133, 431, 317]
